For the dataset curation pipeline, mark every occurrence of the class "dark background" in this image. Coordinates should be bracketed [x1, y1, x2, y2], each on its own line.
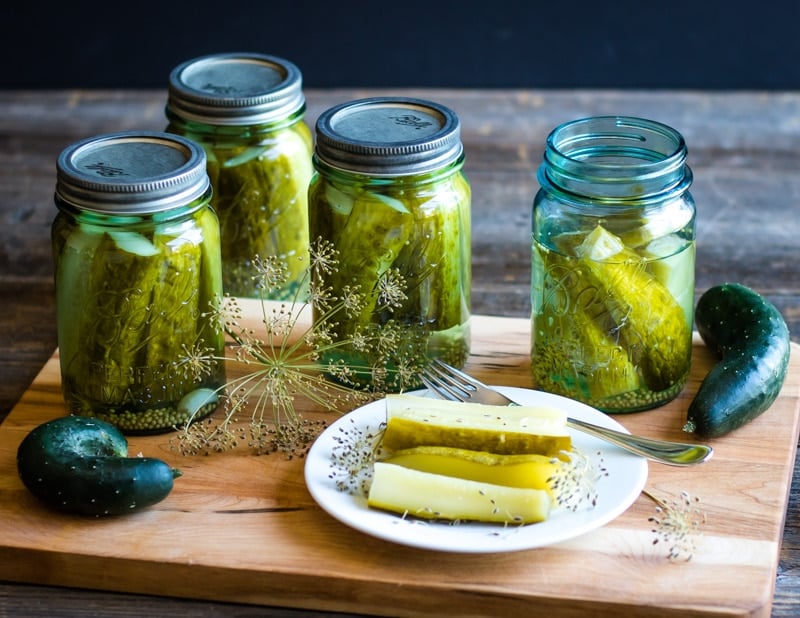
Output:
[3, 1, 796, 90]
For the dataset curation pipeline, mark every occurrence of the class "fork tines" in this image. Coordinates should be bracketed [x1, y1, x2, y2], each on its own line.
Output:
[420, 359, 478, 402]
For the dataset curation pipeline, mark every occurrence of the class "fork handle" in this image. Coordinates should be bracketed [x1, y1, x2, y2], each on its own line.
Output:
[566, 417, 713, 466]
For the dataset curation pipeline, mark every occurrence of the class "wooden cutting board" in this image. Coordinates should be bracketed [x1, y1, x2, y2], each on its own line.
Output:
[1, 300, 798, 618]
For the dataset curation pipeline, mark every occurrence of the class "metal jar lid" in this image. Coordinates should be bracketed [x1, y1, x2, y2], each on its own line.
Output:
[167, 52, 305, 126]
[314, 97, 464, 176]
[56, 131, 210, 215]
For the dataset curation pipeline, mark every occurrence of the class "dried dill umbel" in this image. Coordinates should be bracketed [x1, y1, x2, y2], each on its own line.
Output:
[328, 417, 386, 495]
[170, 416, 240, 456]
[249, 417, 329, 458]
[548, 448, 608, 512]
[169, 237, 436, 458]
[644, 489, 706, 562]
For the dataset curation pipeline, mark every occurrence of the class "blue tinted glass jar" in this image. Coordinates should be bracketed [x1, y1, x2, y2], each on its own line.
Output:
[309, 97, 472, 392]
[166, 52, 313, 299]
[531, 116, 696, 412]
[52, 131, 225, 434]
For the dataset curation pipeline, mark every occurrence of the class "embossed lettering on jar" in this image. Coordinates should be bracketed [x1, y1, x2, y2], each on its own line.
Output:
[166, 52, 313, 299]
[51, 131, 226, 434]
[310, 97, 472, 392]
[531, 116, 696, 412]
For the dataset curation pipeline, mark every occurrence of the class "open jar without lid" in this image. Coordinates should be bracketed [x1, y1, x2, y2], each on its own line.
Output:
[531, 116, 696, 412]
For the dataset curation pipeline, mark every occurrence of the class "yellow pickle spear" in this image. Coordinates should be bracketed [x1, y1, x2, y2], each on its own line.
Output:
[382, 445, 560, 497]
[367, 462, 552, 524]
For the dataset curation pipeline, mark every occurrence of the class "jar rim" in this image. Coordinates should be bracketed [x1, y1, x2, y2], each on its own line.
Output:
[547, 116, 686, 169]
[540, 116, 691, 201]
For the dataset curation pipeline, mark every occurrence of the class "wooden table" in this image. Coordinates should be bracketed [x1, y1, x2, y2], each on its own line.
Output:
[1, 89, 798, 617]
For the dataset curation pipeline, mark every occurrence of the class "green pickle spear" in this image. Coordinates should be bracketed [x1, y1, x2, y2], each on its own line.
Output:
[393, 176, 470, 332]
[575, 225, 691, 393]
[323, 187, 415, 327]
[206, 127, 313, 299]
[532, 302, 641, 403]
[75, 230, 162, 405]
[145, 229, 202, 372]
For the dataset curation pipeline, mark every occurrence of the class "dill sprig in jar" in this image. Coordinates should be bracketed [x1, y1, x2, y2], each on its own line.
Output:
[310, 97, 472, 392]
[531, 116, 696, 412]
[166, 52, 313, 299]
[52, 131, 226, 434]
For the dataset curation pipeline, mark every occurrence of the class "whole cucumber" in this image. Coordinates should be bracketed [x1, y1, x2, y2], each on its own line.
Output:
[684, 283, 791, 438]
[17, 415, 180, 516]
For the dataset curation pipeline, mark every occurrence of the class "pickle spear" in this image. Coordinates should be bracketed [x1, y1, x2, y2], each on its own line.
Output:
[382, 394, 571, 456]
[368, 462, 552, 524]
[532, 243, 640, 403]
[533, 309, 640, 403]
[145, 235, 201, 371]
[393, 173, 471, 332]
[71, 230, 162, 404]
[319, 187, 415, 329]
[575, 225, 691, 392]
[207, 127, 312, 299]
[382, 445, 559, 496]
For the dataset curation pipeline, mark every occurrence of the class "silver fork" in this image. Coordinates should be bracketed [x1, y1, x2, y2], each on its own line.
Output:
[420, 359, 713, 466]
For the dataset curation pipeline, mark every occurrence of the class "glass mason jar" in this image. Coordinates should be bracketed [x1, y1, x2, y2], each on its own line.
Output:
[52, 131, 226, 434]
[166, 52, 313, 299]
[309, 97, 472, 392]
[531, 116, 696, 413]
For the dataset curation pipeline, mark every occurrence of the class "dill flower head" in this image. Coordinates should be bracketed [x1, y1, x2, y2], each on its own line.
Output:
[376, 268, 408, 310]
[172, 234, 443, 458]
[548, 449, 608, 512]
[177, 342, 218, 382]
[644, 489, 706, 562]
[251, 254, 290, 293]
[204, 294, 243, 336]
[328, 417, 385, 495]
[309, 235, 338, 276]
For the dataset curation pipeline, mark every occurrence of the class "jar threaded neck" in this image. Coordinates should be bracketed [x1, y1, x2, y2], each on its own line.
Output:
[539, 116, 692, 203]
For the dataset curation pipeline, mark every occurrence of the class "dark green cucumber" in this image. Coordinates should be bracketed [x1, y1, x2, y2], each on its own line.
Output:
[684, 283, 791, 438]
[17, 416, 180, 516]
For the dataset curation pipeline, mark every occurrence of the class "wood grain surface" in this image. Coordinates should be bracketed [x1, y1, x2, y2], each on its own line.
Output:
[1, 301, 798, 618]
[1, 89, 799, 616]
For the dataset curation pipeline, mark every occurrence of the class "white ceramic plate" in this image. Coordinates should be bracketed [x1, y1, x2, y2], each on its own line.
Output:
[304, 386, 648, 553]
